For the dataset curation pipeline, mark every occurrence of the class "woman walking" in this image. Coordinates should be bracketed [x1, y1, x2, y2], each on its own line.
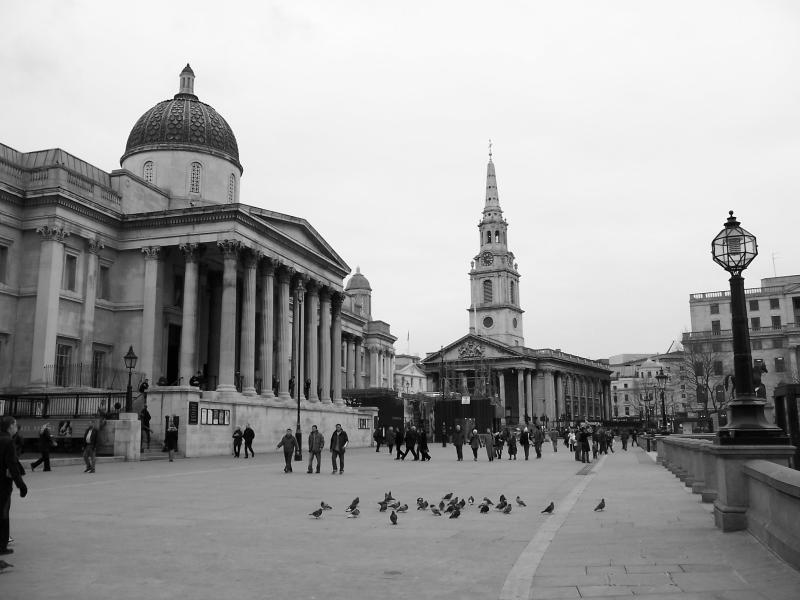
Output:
[31, 423, 54, 472]
[165, 418, 179, 462]
[469, 428, 482, 461]
[232, 426, 243, 457]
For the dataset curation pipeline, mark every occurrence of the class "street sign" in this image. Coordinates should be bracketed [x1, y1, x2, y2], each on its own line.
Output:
[461, 395, 471, 405]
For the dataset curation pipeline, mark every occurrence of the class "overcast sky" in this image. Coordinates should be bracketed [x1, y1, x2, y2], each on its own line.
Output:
[2, 0, 799, 361]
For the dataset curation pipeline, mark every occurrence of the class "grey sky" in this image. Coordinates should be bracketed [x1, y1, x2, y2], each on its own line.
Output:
[2, 0, 799, 360]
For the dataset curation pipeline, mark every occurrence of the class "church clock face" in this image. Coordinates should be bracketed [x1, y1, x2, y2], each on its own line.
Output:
[481, 251, 494, 266]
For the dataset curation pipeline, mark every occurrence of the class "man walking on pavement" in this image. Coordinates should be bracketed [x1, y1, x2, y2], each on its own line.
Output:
[532, 424, 545, 459]
[83, 420, 98, 473]
[307, 425, 324, 473]
[330, 423, 348, 474]
[452, 424, 465, 461]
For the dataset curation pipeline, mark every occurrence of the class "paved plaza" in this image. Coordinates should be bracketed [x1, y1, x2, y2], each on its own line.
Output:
[3, 441, 799, 600]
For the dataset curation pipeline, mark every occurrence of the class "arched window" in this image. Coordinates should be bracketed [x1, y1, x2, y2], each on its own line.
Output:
[190, 162, 202, 194]
[486, 231, 491, 244]
[503, 231, 507, 245]
[483, 279, 493, 303]
[227, 173, 235, 203]
[494, 231, 500, 243]
[143, 161, 154, 183]
[510, 280, 516, 304]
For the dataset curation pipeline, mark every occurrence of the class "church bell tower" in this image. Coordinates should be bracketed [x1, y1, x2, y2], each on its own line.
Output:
[468, 145, 524, 346]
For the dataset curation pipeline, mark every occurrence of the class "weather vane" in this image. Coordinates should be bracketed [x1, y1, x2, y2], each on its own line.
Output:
[488, 138, 493, 161]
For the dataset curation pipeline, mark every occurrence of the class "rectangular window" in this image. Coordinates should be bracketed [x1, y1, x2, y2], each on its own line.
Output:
[773, 338, 784, 349]
[92, 350, 105, 388]
[0, 245, 7, 284]
[749, 299, 759, 311]
[770, 298, 780, 310]
[713, 361, 723, 376]
[358, 417, 370, 429]
[711, 320, 721, 334]
[623, 383, 628, 389]
[55, 343, 73, 386]
[624, 406, 630, 416]
[710, 303, 719, 314]
[200, 408, 230, 425]
[752, 340, 762, 350]
[775, 357, 785, 373]
[771, 315, 781, 329]
[97, 265, 110, 300]
[624, 394, 628, 402]
[750, 317, 760, 330]
[62, 254, 77, 291]
[712, 341, 722, 352]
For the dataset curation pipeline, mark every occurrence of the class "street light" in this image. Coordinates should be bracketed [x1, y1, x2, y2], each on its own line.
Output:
[123, 345, 138, 413]
[711, 211, 786, 444]
[656, 367, 668, 432]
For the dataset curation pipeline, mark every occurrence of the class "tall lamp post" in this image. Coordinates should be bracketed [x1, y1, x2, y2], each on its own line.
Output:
[656, 367, 668, 432]
[123, 345, 138, 413]
[294, 288, 304, 461]
[711, 211, 786, 444]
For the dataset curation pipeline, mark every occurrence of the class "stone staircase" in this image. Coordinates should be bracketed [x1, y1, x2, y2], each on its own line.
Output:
[139, 438, 182, 461]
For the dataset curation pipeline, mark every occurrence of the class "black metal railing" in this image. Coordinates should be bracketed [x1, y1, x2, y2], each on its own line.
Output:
[43, 363, 145, 390]
[0, 393, 126, 418]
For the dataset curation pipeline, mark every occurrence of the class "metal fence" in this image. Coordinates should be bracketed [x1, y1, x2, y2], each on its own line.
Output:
[0, 393, 126, 418]
[43, 362, 145, 390]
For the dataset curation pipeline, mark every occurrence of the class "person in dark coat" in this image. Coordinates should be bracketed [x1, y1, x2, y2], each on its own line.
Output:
[139, 404, 152, 450]
[385, 426, 396, 455]
[31, 423, 54, 472]
[1, 416, 28, 555]
[578, 427, 590, 463]
[243, 423, 255, 458]
[231, 426, 243, 457]
[165, 418, 179, 462]
[307, 424, 324, 473]
[401, 426, 419, 461]
[532, 425, 545, 459]
[330, 424, 348, 474]
[441, 422, 447, 447]
[484, 428, 495, 461]
[519, 427, 531, 460]
[507, 430, 517, 460]
[277, 428, 297, 473]
[469, 428, 482, 461]
[394, 427, 404, 460]
[83, 420, 99, 473]
[418, 428, 431, 461]
[373, 428, 383, 452]
[452, 424, 465, 461]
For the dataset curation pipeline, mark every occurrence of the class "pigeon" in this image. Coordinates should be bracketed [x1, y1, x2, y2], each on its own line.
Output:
[389, 501, 401, 510]
[347, 508, 360, 518]
[499, 494, 507, 503]
[321, 501, 333, 510]
[502, 504, 512, 514]
[378, 501, 388, 512]
[417, 501, 428, 511]
[483, 497, 493, 505]
[438, 501, 445, 511]
[309, 508, 323, 519]
[444, 504, 455, 513]
[390, 510, 398, 525]
[346, 497, 360, 512]
[449, 508, 461, 519]
[468, 496, 475, 505]
[0, 560, 13, 571]
[443, 492, 453, 500]
[496, 500, 507, 510]
[479, 504, 490, 514]
[417, 497, 424, 504]
[397, 504, 409, 513]
[515, 496, 526, 507]
[430, 507, 442, 516]
[385, 491, 395, 501]
[458, 498, 466, 508]
[594, 498, 605, 512]
[541, 502, 555, 514]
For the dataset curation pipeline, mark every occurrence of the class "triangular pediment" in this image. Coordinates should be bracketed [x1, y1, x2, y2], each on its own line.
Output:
[422, 334, 524, 365]
[247, 206, 349, 275]
[396, 362, 426, 378]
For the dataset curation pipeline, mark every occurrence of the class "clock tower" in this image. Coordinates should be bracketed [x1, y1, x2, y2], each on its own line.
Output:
[468, 147, 524, 346]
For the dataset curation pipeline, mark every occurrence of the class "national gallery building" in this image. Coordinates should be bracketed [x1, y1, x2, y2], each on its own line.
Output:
[0, 65, 393, 454]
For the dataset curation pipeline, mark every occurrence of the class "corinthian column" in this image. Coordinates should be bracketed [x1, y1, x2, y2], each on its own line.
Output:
[259, 260, 276, 399]
[305, 281, 319, 402]
[239, 251, 257, 396]
[276, 266, 293, 401]
[318, 288, 332, 404]
[331, 293, 343, 405]
[80, 238, 103, 365]
[216, 240, 240, 392]
[292, 276, 306, 402]
[139, 246, 161, 383]
[179, 243, 200, 385]
[346, 337, 356, 389]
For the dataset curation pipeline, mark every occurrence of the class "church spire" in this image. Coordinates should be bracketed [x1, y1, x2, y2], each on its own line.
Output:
[484, 140, 501, 214]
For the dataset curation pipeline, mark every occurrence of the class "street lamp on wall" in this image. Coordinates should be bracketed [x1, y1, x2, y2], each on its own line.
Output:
[656, 368, 668, 432]
[711, 211, 786, 444]
[123, 345, 138, 413]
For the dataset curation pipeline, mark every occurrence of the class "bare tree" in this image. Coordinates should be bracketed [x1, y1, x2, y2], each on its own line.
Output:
[679, 340, 731, 422]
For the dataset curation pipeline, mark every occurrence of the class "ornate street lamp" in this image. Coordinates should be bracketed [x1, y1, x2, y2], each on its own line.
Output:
[711, 211, 786, 444]
[656, 368, 668, 432]
[123, 345, 138, 413]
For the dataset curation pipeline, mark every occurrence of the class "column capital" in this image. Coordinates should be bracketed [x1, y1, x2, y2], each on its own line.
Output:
[217, 239, 242, 259]
[261, 256, 276, 276]
[179, 242, 201, 262]
[277, 265, 295, 283]
[36, 224, 69, 242]
[331, 291, 344, 314]
[305, 279, 320, 295]
[87, 238, 104, 254]
[241, 248, 259, 269]
[318, 286, 332, 302]
[141, 246, 162, 261]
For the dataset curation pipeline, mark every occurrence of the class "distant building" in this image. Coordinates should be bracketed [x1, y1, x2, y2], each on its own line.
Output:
[683, 275, 800, 422]
[394, 354, 427, 394]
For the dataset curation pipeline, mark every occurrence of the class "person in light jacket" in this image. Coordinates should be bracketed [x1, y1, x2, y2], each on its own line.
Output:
[469, 428, 482, 461]
[307, 425, 324, 474]
[277, 428, 297, 473]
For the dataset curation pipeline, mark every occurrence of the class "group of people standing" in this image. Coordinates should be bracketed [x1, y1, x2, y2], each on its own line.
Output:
[374, 425, 432, 461]
[274, 423, 349, 474]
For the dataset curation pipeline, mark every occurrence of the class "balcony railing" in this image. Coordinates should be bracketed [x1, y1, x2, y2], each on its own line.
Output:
[689, 285, 785, 301]
[683, 323, 797, 341]
[0, 392, 126, 418]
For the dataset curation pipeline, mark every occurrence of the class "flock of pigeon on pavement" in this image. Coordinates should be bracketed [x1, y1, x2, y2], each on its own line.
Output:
[308, 491, 606, 523]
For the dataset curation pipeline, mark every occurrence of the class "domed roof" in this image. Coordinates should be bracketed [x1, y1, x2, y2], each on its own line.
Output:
[345, 267, 371, 292]
[122, 64, 242, 171]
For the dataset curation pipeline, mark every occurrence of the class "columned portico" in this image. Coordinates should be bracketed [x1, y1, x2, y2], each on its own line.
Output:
[305, 281, 319, 402]
[346, 336, 356, 388]
[140, 246, 161, 382]
[217, 240, 240, 392]
[259, 260, 275, 399]
[80, 239, 103, 365]
[292, 276, 306, 401]
[276, 266, 292, 401]
[497, 371, 506, 420]
[516, 369, 525, 425]
[179, 243, 200, 385]
[354, 338, 363, 388]
[318, 289, 332, 404]
[543, 369, 555, 421]
[331, 294, 343, 404]
[239, 251, 258, 396]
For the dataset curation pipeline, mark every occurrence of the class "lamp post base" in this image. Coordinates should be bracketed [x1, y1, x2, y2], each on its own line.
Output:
[716, 396, 789, 446]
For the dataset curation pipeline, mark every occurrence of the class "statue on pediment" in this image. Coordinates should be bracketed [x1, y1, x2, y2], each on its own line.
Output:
[458, 340, 485, 359]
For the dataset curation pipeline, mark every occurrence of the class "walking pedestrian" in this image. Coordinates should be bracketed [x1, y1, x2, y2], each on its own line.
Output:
[549, 427, 559, 452]
[418, 428, 431, 461]
[277, 428, 297, 473]
[507, 430, 517, 460]
[139, 404, 152, 450]
[469, 428, 482, 461]
[631, 429, 639, 447]
[165, 418, 178, 462]
[620, 429, 629, 451]
[330, 423, 348, 474]
[394, 427, 404, 460]
[307, 425, 324, 473]
[494, 430, 504, 459]
[83, 420, 99, 472]
[1, 416, 28, 556]
[568, 429, 576, 452]
[385, 426, 396, 455]
[452, 424, 465, 461]
[606, 429, 615, 453]
[243, 423, 255, 458]
[401, 425, 419, 461]
[373, 427, 383, 452]
[31, 423, 54, 472]
[578, 427, 590, 463]
[520, 427, 531, 460]
[533, 425, 545, 459]
[484, 428, 495, 462]
[231, 426, 243, 457]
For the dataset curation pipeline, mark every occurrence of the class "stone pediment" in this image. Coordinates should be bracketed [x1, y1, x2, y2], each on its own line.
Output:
[424, 334, 523, 365]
